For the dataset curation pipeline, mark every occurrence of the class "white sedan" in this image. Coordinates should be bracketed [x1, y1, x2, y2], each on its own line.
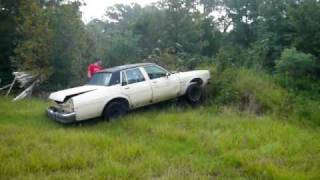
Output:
[47, 63, 210, 123]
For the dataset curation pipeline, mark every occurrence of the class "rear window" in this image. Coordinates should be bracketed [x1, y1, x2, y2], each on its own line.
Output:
[88, 73, 113, 86]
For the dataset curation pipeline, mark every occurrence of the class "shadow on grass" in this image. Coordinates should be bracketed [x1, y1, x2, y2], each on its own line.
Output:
[61, 98, 194, 127]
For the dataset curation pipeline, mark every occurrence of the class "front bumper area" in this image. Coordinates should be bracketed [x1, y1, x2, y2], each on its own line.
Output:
[47, 107, 76, 124]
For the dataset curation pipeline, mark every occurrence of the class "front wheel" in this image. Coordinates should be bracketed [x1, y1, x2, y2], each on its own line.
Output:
[103, 101, 128, 121]
[185, 83, 203, 105]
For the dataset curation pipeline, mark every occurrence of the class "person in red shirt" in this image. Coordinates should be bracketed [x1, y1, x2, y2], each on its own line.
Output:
[87, 59, 103, 79]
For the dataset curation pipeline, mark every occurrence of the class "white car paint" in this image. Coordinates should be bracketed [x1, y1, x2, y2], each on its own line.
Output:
[48, 64, 210, 121]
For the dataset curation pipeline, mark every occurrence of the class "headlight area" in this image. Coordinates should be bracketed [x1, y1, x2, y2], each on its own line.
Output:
[65, 99, 74, 113]
[55, 99, 74, 113]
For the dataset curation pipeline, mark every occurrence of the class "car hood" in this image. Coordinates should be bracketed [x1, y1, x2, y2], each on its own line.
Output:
[49, 85, 103, 102]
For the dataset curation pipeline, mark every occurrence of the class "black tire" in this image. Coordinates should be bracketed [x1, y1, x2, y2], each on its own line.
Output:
[185, 83, 203, 105]
[103, 101, 128, 121]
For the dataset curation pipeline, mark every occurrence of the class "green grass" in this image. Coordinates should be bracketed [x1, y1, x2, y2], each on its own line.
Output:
[0, 97, 319, 179]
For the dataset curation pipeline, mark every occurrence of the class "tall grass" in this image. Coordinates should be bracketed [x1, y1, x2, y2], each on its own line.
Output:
[205, 66, 320, 126]
[0, 97, 319, 179]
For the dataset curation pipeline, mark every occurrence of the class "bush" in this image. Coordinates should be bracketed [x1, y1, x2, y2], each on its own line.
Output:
[207, 67, 289, 115]
[275, 48, 320, 93]
[276, 48, 317, 80]
[215, 46, 245, 74]
[290, 97, 320, 126]
[202, 65, 320, 126]
[214, 45, 269, 74]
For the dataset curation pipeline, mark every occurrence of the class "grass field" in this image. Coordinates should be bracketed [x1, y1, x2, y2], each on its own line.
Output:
[0, 97, 319, 179]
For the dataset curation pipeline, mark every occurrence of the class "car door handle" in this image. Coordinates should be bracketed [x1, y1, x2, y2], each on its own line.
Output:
[124, 87, 130, 90]
[152, 81, 157, 84]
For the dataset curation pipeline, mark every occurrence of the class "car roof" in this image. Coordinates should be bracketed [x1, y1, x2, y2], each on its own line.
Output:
[100, 63, 155, 73]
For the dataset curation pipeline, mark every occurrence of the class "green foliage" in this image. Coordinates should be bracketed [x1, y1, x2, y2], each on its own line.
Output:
[290, 96, 320, 126]
[0, 0, 20, 85]
[201, 18, 222, 57]
[147, 51, 180, 70]
[208, 67, 288, 115]
[0, 97, 320, 179]
[160, 0, 204, 54]
[275, 48, 320, 92]
[105, 33, 141, 67]
[288, 0, 320, 57]
[2, 0, 93, 89]
[276, 48, 317, 79]
[204, 65, 320, 126]
[88, 1, 212, 70]
[13, 0, 53, 81]
[47, 2, 90, 88]
[215, 46, 246, 73]
[1, 0, 320, 177]
[1, 0, 320, 92]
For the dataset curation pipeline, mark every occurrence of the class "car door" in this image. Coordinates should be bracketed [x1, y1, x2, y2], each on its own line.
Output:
[143, 65, 180, 102]
[121, 68, 152, 108]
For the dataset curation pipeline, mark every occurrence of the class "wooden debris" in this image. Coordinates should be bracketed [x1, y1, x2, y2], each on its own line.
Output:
[6, 77, 17, 96]
[0, 84, 11, 91]
[4, 71, 39, 101]
[12, 80, 38, 102]
[13, 72, 34, 88]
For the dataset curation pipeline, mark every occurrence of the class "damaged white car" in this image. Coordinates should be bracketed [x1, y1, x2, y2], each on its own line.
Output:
[47, 63, 210, 123]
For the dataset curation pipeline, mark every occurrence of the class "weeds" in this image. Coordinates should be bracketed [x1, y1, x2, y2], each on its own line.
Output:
[0, 96, 319, 179]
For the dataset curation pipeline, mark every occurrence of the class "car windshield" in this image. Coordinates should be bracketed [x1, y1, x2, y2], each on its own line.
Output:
[88, 73, 112, 86]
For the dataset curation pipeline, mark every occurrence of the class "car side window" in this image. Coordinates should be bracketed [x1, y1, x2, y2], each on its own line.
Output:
[109, 71, 120, 86]
[144, 66, 168, 80]
[125, 68, 145, 85]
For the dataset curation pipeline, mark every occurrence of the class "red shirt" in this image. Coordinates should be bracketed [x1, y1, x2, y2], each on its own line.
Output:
[88, 63, 103, 77]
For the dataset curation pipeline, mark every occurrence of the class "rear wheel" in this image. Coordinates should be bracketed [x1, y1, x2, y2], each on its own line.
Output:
[103, 101, 128, 121]
[185, 83, 202, 105]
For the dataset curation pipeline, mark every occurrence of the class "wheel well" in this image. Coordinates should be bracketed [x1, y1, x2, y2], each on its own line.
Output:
[190, 78, 203, 85]
[107, 98, 129, 108]
[103, 98, 129, 114]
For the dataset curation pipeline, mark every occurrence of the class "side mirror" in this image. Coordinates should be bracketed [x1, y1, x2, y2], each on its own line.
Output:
[166, 72, 171, 78]
[122, 81, 127, 86]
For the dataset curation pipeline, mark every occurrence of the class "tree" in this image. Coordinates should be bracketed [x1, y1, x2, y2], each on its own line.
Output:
[201, 17, 222, 57]
[11, 0, 91, 89]
[4, 0, 318, 91]
[133, 5, 167, 56]
[13, 0, 53, 81]
[288, 0, 320, 58]
[0, 0, 21, 85]
[47, 1, 90, 88]
[276, 48, 317, 79]
[159, 0, 204, 54]
[275, 48, 319, 90]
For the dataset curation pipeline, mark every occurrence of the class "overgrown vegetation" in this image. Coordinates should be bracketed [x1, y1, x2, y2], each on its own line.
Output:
[1, 0, 320, 91]
[206, 66, 320, 126]
[1, 65, 320, 178]
[0, 95, 319, 179]
[1, 0, 320, 178]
